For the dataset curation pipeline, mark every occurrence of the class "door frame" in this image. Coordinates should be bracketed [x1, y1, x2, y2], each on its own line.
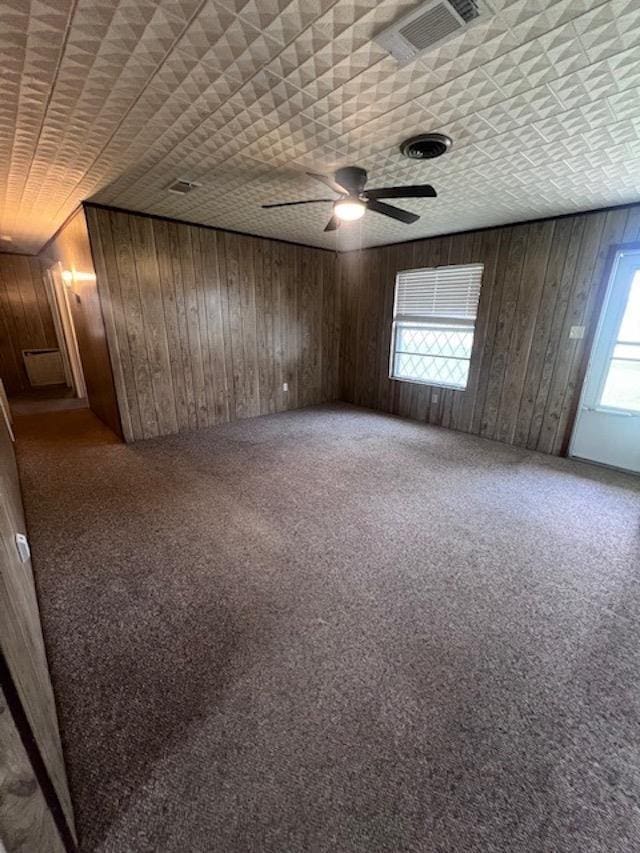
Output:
[44, 262, 86, 399]
[567, 241, 640, 469]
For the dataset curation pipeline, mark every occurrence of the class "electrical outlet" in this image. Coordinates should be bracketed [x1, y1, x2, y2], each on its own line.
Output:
[283, 382, 288, 392]
[569, 325, 585, 340]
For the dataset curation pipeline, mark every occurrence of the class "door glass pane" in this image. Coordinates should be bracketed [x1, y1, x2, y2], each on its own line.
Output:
[613, 342, 640, 360]
[598, 267, 640, 412]
[600, 359, 640, 412]
[618, 271, 640, 343]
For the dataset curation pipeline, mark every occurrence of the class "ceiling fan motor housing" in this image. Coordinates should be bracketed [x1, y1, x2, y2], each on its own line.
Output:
[334, 166, 368, 195]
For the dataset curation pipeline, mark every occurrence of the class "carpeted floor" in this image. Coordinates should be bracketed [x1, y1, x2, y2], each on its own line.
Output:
[14, 404, 640, 853]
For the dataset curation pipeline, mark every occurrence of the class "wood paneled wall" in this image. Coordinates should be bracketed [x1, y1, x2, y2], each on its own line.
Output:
[0, 254, 57, 394]
[40, 209, 122, 438]
[0, 388, 75, 840]
[85, 206, 341, 442]
[0, 683, 65, 853]
[339, 204, 640, 456]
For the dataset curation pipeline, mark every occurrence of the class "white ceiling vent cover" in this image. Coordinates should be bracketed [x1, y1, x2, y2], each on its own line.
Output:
[375, 0, 489, 65]
[167, 179, 201, 195]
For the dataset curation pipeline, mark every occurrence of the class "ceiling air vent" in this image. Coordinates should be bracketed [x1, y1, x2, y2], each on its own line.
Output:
[167, 179, 200, 195]
[375, 0, 488, 65]
[401, 133, 452, 159]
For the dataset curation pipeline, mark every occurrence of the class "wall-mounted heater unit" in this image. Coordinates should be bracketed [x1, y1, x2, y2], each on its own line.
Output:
[22, 348, 66, 386]
[374, 0, 491, 65]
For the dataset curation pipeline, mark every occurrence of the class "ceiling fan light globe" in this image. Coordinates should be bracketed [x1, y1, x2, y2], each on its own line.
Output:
[334, 199, 366, 221]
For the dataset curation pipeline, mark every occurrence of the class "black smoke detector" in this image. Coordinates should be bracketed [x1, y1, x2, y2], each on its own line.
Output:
[400, 133, 452, 160]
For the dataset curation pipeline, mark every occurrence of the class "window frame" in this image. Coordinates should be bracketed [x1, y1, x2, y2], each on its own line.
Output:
[388, 263, 483, 391]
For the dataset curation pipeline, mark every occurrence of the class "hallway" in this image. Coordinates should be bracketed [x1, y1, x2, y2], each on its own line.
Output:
[9, 386, 87, 416]
[14, 405, 640, 852]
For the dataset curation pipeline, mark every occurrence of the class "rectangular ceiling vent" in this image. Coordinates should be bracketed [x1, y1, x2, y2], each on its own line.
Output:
[375, 0, 489, 65]
[167, 179, 200, 195]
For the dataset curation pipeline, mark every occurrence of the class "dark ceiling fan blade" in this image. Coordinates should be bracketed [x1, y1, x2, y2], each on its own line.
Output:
[324, 214, 341, 232]
[262, 198, 334, 208]
[366, 198, 419, 224]
[364, 184, 437, 200]
[307, 171, 349, 195]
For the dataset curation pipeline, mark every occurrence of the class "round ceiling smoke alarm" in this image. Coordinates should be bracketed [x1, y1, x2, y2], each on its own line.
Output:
[400, 133, 452, 160]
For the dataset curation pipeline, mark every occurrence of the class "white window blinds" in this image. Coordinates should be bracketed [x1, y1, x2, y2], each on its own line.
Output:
[394, 263, 484, 325]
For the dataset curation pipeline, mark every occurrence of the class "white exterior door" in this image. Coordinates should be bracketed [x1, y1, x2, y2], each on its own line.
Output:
[570, 249, 640, 474]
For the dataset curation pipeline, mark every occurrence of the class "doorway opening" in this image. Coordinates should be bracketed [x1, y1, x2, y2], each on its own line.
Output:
[45, 261, 86, 399]
[8, 262, 88, 418]
[570, 248, 640, 474]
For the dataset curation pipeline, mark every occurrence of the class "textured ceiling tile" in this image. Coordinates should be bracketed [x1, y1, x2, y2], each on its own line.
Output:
[2, 0, 640, 253]
[607, 85, 640, 121]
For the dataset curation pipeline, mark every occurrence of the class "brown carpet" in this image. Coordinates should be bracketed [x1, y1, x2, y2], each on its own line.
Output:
[14, 404, 640, 853]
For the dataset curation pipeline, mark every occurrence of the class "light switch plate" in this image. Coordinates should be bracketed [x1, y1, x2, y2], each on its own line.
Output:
[569, 325, 585, 339]
[15, 533, 30, 563]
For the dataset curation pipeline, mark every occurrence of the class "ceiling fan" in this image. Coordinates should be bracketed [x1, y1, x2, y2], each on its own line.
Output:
[261, 166, 437, 232]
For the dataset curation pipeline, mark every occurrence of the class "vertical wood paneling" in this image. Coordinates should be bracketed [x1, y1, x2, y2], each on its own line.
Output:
[183, 226, 209, 429]
[526, 216, 586, 451]
[458, 229, 500, 434]
[255, 239, 273, 415]
[515, 217, 569, 448]
[1, 402, 75, 839]
[152, 219, 190, 432]
[87, 207, 341, 441]
[339, 204, 640, 457]
[115, 212, 160, 438]
[537, 212, 606, 455]
[481, 224, 528, 440]
[0, 254, 57, 394]
[129, 215, 178, 436]
[496, 219, 555, 445]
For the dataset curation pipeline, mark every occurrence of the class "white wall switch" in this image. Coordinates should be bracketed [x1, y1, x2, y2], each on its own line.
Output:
[432, 392, 439, 403]
[15, 533, 30, 563]
[569, 325, 585, 340]
[283, 382, 288, 392]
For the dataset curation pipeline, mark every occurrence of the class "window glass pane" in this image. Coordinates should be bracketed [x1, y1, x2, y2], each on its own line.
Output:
[396, 324, 474, 359]
[618, 271, 640, 343]
[600, 358, 640, 412]
[394, 352, 470, 388]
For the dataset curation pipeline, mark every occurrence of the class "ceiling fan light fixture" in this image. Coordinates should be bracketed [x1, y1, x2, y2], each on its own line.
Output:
[263, 167, 436, 231]
[334, 198, 366, 221]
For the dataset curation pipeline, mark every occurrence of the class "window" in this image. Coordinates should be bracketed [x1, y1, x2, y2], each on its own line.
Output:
[390, 263, 483, 390]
